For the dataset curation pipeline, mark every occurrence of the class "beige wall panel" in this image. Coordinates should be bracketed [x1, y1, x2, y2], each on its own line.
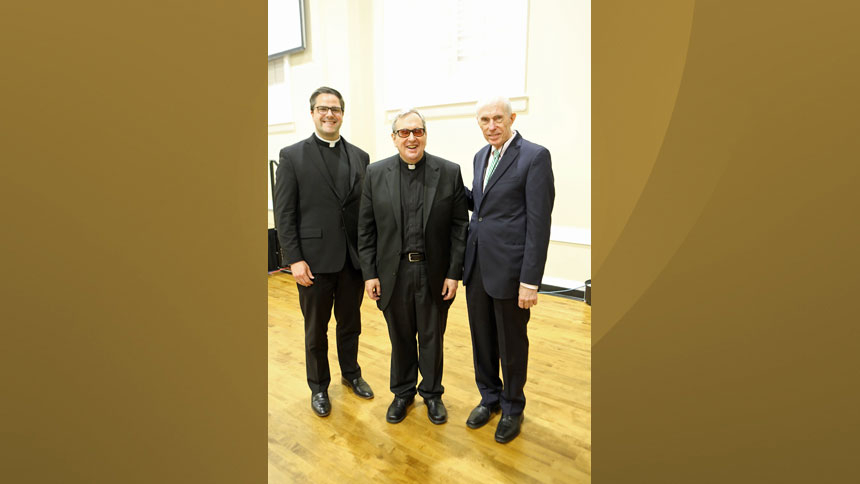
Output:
[269, 0, 591, 287]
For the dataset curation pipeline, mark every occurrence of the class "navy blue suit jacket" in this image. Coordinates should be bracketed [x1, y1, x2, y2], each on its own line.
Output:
[464, 132, 555, 299]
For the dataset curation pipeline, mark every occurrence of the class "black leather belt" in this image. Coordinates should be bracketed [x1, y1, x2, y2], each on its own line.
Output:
[402, 252, 425, 262]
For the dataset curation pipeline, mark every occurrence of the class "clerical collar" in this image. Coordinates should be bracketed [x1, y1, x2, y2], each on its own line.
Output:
[314, 132, 341, 148]
[400, 155, 425, 170]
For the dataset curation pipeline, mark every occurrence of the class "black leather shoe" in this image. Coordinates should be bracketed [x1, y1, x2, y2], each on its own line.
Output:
[424, 397, 448, 424]
[494, 413, 524, 443]
[342, 376, 374, 399]
[386, 395, 414, 424]
[311, 392, 331, 417]
[466, 402, 501, 429]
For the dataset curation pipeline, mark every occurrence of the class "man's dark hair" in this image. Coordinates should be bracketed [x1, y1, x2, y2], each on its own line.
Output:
[309, 86, 345, 112]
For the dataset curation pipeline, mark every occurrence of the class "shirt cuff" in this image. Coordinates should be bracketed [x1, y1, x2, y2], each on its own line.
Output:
[519, 282, 539, 290]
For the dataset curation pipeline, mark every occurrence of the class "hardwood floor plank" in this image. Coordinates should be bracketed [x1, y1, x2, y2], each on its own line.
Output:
[268, 272, 591, 483]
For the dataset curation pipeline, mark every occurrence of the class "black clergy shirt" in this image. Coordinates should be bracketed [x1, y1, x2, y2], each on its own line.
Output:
[314, 136, 349, 198]
[399, 157, 425, 254]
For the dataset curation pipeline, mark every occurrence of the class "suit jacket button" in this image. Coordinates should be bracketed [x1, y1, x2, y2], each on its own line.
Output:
[478, 217, 483, 222]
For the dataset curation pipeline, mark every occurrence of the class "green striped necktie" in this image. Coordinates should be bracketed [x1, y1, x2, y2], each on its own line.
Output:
[484, 149, 500, 191]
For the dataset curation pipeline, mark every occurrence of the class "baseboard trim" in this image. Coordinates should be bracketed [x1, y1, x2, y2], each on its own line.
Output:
[540, 283, 586, 301]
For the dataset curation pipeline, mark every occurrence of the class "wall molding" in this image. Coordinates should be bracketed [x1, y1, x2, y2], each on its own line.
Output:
[268, 122, 296, 135]
[542, 275, 586, 289]
[384, 96, 528, 122]
[550, 225, 591, 246]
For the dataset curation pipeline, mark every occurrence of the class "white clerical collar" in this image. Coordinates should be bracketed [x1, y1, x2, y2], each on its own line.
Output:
[314, 132, 341, 148]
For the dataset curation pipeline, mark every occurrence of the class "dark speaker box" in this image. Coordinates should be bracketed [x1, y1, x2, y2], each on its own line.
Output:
[268, 228, 282, 272]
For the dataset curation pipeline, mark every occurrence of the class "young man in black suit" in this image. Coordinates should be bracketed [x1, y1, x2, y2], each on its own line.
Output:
[273, 86, 374, 417]
[463, 96, 555, 443]
[357, 109, 468, 425]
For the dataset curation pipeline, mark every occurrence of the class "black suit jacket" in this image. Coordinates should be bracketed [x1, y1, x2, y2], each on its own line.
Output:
[357, 153, 469, 311]
[274, 134, 370, 273]
[464, 132, 555, 299]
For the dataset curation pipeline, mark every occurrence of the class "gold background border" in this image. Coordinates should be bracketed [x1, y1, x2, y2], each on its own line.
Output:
[2, 1, 265, 482]
[4, 0, 860, 481]
[594, 1, 860, 482]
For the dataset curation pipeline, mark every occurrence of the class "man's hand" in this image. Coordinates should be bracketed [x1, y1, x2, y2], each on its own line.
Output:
[441, 278, 458, 301]
[518, 285, 538, 309]
[290, 260, 314, 287]
[365, 278, 381, 301]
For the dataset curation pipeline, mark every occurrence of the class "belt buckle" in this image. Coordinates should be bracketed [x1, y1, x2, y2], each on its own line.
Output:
[408, 252, 421, 262]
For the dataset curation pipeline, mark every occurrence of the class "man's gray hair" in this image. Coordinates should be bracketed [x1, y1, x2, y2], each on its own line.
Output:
[475, 96, 513, 116]
[391, 108, 426, 132]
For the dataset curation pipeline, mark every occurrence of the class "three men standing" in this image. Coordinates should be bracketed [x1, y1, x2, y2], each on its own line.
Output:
[274, 90, 554, 443]
[358, 109, 469, 425]
[463, 97, 555, 443]
[274, 87, 375, 418]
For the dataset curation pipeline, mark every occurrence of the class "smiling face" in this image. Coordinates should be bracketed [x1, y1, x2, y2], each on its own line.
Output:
[477, 101, 516, 150]
[391, 113, 426, 164]
[311, 93, 344, 140]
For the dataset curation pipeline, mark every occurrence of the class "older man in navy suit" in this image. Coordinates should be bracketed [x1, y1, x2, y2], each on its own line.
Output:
[463, 97, 555, 443]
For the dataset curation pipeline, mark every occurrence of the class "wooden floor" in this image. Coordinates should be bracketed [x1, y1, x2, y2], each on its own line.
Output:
[268, 271, 591, 483]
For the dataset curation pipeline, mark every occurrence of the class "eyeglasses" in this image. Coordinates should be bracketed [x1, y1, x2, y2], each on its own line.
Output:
[393, 128, 426, 138]
[314, 106, 343, 115]
[478, 115, 507, 127]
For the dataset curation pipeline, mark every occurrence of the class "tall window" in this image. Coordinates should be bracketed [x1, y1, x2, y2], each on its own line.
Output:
[383, 0, 528, 109]
[268, 57, 293, 126]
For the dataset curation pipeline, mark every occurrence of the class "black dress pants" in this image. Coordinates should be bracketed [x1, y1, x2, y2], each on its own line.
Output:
[382, 259, 449, 399]
[296, 263, 364, 394]
[465, 256, 530, 415]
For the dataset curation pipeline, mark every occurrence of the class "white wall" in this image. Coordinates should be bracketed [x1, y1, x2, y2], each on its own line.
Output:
[269, 0, 590, 289]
